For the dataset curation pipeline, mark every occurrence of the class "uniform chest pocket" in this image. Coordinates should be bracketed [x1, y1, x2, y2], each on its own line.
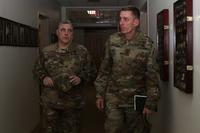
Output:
[44, 55, 61, 66]
[134, 53, 147, 64]
[132, 48, 149, 64]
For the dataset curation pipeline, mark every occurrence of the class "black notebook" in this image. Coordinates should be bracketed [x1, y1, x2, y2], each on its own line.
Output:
[134, 95, 147, 112]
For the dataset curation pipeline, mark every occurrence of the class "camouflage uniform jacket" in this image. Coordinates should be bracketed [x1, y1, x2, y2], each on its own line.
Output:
[33, 42, 96, 108]
[95, 31, 160, 111]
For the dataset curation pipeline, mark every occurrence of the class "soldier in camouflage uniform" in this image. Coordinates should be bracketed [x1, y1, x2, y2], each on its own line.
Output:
[33, 20, 96, 133]
[95, 6, 160, 133]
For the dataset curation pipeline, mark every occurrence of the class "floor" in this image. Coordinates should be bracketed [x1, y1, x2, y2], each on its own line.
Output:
[80, 84, 105, 133]
[32, 84, 105, 133]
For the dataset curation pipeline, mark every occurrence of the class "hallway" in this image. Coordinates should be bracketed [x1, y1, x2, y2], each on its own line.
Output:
[80, 84, 105, 133]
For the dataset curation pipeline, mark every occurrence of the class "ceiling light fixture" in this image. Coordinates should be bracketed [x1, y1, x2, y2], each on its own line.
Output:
[87, 10, 96, 15]
[87, 10, 100, 18]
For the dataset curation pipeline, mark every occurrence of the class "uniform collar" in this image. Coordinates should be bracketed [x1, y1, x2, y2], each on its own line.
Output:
[55, 41, 77, 53]
[120, 31, 142, 46]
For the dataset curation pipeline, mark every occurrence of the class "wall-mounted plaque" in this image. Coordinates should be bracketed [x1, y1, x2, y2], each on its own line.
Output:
[157, 9, 169, 81]
[0, 18, 4, 45]
[19, 25, 25, 45]
[0, 17, 38, 47]
[30, 28, 38, 47]
[5, 21, 12, 45]
[12, 22, 20, 45]
[174, 0, 193, 93]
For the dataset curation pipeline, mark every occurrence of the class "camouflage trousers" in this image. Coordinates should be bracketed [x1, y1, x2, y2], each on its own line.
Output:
[105, 107, 151, 133]
[42, 106, 81, 133]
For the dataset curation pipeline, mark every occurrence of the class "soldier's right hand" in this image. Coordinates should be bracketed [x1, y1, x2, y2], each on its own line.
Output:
[43, 76, 54, 87]
[96, 97, 104, 111]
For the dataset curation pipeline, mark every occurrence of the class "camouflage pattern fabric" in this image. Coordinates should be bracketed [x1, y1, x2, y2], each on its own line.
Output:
[33, 42, 96, 133]
[95, 31, 160, 133]
[105, 107, 151, 133]
[42, 107, 81, 133]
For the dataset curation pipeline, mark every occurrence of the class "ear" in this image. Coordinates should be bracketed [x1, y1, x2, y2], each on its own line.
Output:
[133, 19, 140, 27]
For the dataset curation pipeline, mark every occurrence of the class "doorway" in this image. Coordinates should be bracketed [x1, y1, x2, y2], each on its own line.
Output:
[84, 28, 116, 69]
[80, 27, 116, 133]
[37, 13, 50, 49]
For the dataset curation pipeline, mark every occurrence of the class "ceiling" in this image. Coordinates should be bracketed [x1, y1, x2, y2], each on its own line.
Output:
[56, 0, 138, 27]
[56, 0, 135, 7]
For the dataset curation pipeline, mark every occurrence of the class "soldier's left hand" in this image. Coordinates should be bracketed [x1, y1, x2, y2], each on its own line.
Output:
[69, 75, 81, 85]
[143, 107, 153, 119]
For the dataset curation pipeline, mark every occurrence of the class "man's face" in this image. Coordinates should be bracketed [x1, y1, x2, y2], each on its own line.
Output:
[119, 11, 139, 35]
[57, 23, 73, 44]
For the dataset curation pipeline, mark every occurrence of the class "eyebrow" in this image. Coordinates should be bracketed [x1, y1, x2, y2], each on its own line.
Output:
[60, 28, 73, 31]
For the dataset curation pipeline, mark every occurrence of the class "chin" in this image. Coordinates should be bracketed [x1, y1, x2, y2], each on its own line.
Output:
[62, 39, 70, 43]
[120, 31, 128, 34]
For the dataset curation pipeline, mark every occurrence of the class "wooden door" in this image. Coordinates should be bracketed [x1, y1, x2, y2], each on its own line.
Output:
[84, 28, 116, 70]
[80, 28, 116, 133]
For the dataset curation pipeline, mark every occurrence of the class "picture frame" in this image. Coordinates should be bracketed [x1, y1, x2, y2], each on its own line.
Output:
[12, 22, 20, 46]
[0, 16, 38, 47]
[157, 9, 169, 81]
[5, 21, 12, 45]
[19, 25, 25, 45]
[31, 28, 38, 47]
[0, 18, 4, 45]
[24, 26, 30, 45]
[173, 0, 193, 93]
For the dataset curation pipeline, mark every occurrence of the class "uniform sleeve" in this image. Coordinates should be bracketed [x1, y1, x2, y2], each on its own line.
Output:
[95, 39, 113, 98]
[33, 52, 49, 82]
[145, 39, 160, 111]
[77, 48, 97, 84]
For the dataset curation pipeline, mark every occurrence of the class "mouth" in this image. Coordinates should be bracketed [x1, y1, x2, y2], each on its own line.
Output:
[120, 28, 126, 32]
[120, 26, 125, 30]
[63, 36, 69, 40]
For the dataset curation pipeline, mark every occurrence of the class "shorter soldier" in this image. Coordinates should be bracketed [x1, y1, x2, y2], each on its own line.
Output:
[34, 20, 96, 133]
[95, 6, 160, 133]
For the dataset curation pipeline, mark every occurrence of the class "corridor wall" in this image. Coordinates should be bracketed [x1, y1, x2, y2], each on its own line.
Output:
[148, 0, 200, 133]
[0, 0, 60, 133]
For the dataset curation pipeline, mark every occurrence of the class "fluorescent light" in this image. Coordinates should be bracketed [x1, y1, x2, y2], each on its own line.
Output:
[87, 10, 96, 15]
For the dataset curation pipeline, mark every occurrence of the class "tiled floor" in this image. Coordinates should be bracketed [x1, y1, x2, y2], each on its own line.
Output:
[32, 85, 105, 133]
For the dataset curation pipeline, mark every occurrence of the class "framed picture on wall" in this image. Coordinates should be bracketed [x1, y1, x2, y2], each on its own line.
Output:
[24, 26, 31, 46]
[12, 22, 20, 46]
[173, 0, 193, 93]
[157, 9, 169, 81]
[31, 28, 38, 46]
[0, 16, 38, 47]
[0, 18, 4, 45]
[19, 25, 25, 45]
[5, 21, 12, 45]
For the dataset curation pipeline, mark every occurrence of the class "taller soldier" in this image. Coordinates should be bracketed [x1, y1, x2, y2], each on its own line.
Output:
[34, 20, 96, 133]
[95, 6, 160, 133]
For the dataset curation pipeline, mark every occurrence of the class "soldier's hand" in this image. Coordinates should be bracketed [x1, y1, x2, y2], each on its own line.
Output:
[69, 75, 81, 85]
[43, 76, 54, 87]
[143, 107, 153, 119]
[96, 98, 104, 111]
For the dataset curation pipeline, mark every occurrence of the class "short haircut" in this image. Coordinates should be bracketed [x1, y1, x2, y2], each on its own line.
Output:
[58, 20, 73, 29]
[120, 6, 140, 19]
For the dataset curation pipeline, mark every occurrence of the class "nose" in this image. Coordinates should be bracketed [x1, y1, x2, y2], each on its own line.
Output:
[119, 19, 124, 26]
[64, 30, 71, 36]
[63, 32, 68, 36]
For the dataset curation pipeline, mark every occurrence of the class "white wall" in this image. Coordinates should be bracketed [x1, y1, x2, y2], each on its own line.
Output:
[148, 0, 200, 133]
[0, 0, 60, 133]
